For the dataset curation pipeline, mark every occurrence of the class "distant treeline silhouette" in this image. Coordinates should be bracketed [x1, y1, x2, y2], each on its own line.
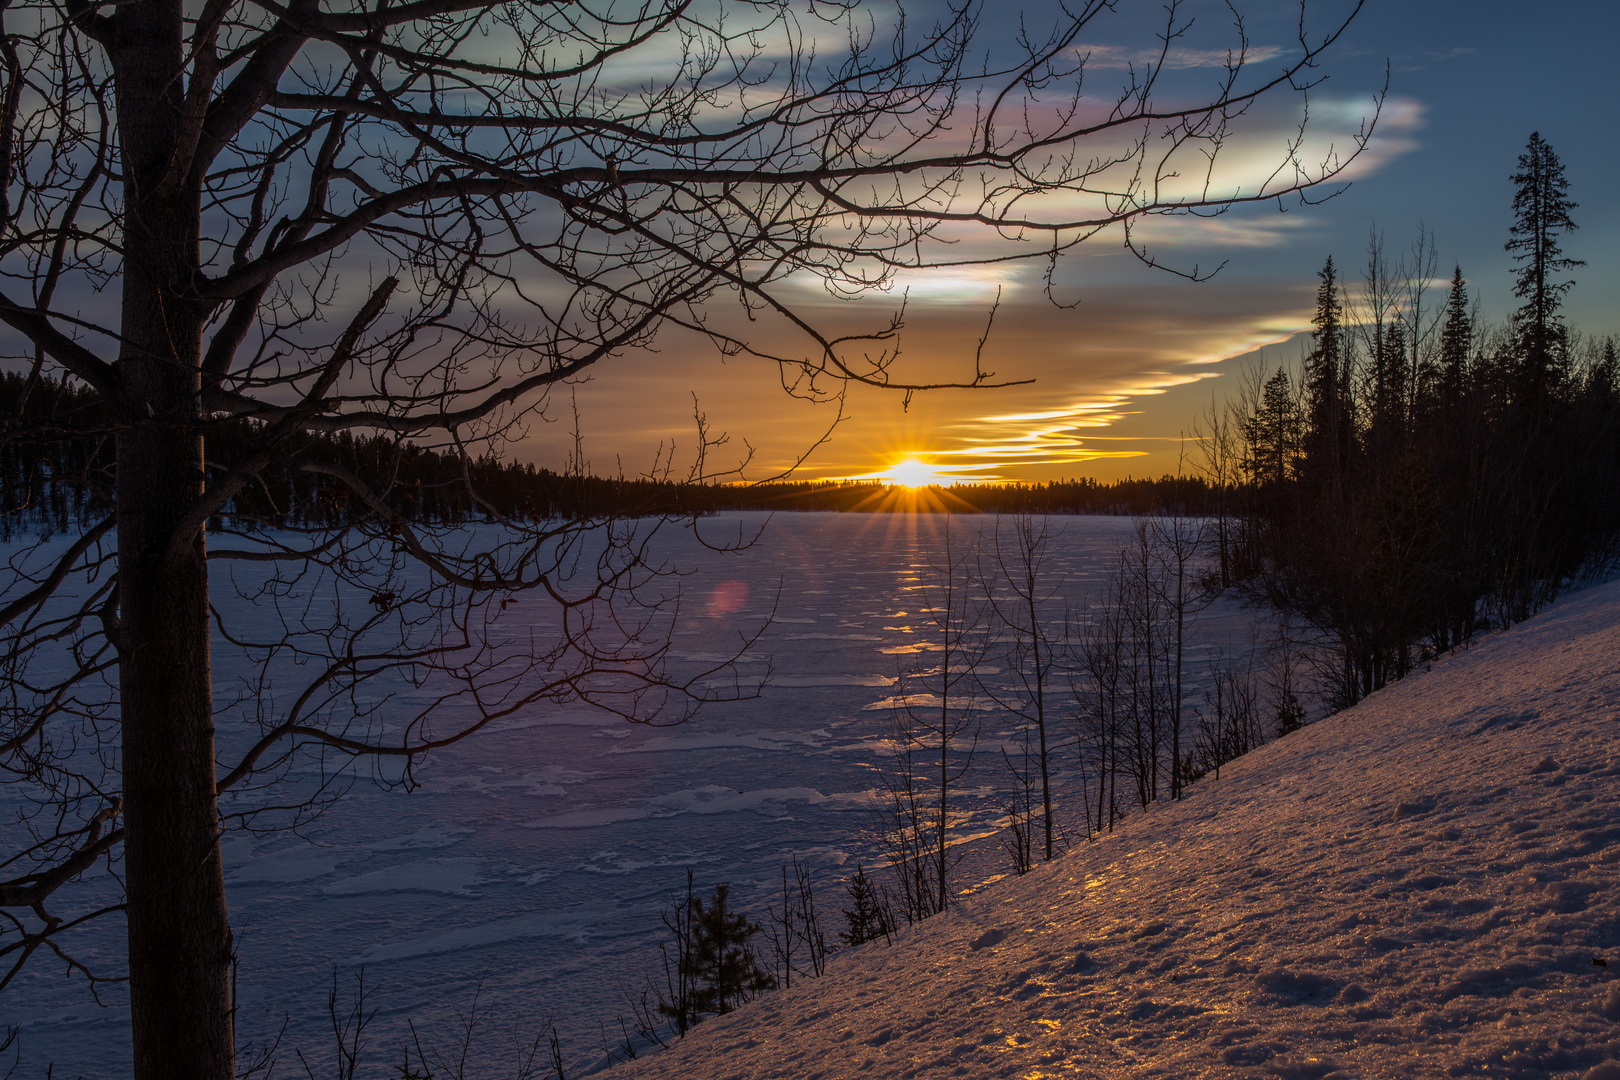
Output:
[1, 370, 1210, 535]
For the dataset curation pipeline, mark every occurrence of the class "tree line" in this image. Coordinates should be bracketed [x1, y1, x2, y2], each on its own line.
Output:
[1, 379, 1222, 536]
[1209, 132, 1618, 709]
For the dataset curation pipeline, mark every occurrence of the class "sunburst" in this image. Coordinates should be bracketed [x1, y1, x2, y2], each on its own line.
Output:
[884, 458, 945, 488]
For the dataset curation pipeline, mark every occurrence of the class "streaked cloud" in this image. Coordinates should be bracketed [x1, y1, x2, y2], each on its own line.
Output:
[1075, 42, 1290, 70]
[532, 272, 1318, 484]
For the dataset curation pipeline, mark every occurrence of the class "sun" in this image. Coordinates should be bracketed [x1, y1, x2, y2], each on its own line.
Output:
[885, 457, 945, 488]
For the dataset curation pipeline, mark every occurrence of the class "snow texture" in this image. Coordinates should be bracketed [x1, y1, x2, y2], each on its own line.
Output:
[12, 513, 1194, 1075]
[605, 579, 1620, 1080]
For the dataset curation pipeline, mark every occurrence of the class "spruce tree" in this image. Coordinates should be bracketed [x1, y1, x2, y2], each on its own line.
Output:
[1302, 256, 1350, 468]
[1370, 315, 1409, 453]
[1592, 339, 1619, 402]
[1247, 368, 1300, 489]
[687, 883, 776, 1016]
[1438, 266, 1473, 408]
[1506, 132, 1583, 400]
[839, 865, 894, 947]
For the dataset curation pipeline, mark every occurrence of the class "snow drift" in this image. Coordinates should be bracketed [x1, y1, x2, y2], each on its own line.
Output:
[605, 580, 1620, 1080]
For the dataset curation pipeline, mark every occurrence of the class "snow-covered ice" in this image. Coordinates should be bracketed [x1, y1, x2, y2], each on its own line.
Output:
[605, 577, 1620, 1080]
[12, 512, 1211, 1075]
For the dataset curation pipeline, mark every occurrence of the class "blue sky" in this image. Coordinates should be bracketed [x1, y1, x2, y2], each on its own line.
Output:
[1303, 0, 1618, 327]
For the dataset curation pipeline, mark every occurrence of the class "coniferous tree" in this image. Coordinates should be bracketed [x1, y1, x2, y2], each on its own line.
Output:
[687, 884, 776, 1017]
[839, 866, 894, 948]
[1247, 368, 1301, 490]
[1226, 159, 1617, 705]
[1507, 132, 1583, 401]
[1302, 256, 1350, 469]
[1437, 266, 1473, 409]
[659, 880, 775, 1027]
[1591, 339, 1619, 401]
[1370, 315, 1409, 456]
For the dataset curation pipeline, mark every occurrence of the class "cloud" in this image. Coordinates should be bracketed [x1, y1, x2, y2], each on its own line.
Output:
[1126, 212, 1317, 250]
[787, 262, 1035, 303]
[488, 59, 1414, 486]
[1075, 43, 1290, 71]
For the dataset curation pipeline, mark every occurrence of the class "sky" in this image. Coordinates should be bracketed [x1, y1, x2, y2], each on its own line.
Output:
[532, 0, 1620, 484]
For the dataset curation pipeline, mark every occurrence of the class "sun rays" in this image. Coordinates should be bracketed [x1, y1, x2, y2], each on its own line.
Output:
[881, 457, 947, 488]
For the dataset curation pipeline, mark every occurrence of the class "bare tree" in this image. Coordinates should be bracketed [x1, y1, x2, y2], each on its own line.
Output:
[998, 732, 1037, 876]
[1072, 513, 1204, 825]
[1193, 392, 1244, 589]
[1184, 647, 1263, 785]
[872, 708, 944, 924]
[1401, 223, 1443, 418]
[1139, 485, 1214, 803]
[1073, 559, 1128, 835]
[1118, 524, 1170, 809]
[766, 857, 830, 988]
[979, 508, 1064, 859]
[877, 517, 986, 918]
[0, 0, 1377, 1074]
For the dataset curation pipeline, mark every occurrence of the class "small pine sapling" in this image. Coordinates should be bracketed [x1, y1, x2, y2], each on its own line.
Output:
[840, 865, 895, 947]
[689, 883, 776, 1015]
[1275, 691, 1306, 738]
[657, 874, 775, 1030]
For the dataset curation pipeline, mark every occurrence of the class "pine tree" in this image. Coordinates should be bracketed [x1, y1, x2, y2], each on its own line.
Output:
[1246, 368, 1301, 489]
[1371, 315, 1409, 453]
[1275, 690, 1306, 738]
[686, 883, 776, 1016]
[658, 878, 776, 1031]
[1302, 256, 1350, 468]
[839, 865, 895, 947]
[1591, 339, 1619, 402]
[1506, 132, 1583, 401]
[1437, 266, 1473, 408]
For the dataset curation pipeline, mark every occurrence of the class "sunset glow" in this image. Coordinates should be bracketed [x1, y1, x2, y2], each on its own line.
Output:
[882, 458, 947, 488]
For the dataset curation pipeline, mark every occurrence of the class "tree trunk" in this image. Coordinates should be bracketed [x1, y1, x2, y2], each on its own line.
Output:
[118, 358, 234, 1080]
[112, 2, 236, 1074]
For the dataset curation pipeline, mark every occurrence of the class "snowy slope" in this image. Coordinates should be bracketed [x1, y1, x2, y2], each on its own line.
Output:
[605, 580, 1620, 1080]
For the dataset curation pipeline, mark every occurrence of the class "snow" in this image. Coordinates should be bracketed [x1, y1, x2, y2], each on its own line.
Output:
[320, 857, 488, 896]
[11, 513, 1190, 1076]
[9, 511, 1611, 1078]
[603, 578, 1620, 1080]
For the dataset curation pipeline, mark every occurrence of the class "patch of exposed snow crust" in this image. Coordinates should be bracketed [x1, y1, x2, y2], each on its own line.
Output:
[606, 580, 1620, 1080]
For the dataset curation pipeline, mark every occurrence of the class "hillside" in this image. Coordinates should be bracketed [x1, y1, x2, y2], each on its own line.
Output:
[604, 580, 1620, 1080]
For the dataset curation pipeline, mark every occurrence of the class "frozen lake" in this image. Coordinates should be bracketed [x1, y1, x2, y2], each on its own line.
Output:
[7, 512, 1263, 1076]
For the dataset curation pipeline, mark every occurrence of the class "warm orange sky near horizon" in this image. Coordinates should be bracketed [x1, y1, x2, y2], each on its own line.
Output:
[525, 265, 1325, 484]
